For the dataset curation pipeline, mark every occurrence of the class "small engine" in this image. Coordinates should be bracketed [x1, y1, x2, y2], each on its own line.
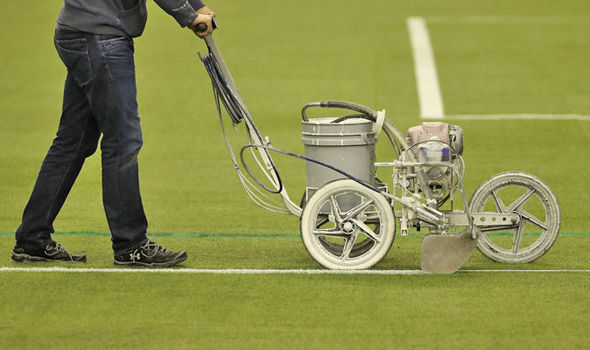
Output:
[407, 122, 463, 156]
[406, 122, 464, 202]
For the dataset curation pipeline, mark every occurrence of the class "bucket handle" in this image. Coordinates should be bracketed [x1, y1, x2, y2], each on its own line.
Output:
[301, 100, 377, 121]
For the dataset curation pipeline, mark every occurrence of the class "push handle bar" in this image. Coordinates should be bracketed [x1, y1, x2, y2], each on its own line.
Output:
[301, 100, 377, 121]
[195, 22, 208, 32]
[195, 17, 219, 33]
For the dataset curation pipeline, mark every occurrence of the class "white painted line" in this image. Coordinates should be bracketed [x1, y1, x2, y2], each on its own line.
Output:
[0, 267, 423, 275]
[407, 17, 590, 122]
[1, 267, 589, 274]
[407, 17, 445, 119]
[440, 114, 590, 121]
[461, 270, 590, 273]
[426, 16, 588, 24]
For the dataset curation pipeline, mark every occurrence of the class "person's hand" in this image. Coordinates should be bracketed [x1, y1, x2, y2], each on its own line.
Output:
[197, 6, 216, 18]
[190, 14, 213, 38]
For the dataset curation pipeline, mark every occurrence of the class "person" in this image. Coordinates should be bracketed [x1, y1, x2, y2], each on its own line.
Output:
[11, 0, 215, 267]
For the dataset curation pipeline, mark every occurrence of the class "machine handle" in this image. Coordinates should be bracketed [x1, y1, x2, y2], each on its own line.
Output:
[195, 17, 219, 33]
[301, 100, 377, 121]
[195, 22, 208, 32]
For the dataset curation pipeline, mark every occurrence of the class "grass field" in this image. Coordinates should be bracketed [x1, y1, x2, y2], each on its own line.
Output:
[2, 0, 590, 348]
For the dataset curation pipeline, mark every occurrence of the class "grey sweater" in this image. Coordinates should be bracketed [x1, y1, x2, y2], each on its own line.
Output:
[57, 0, 206, 38]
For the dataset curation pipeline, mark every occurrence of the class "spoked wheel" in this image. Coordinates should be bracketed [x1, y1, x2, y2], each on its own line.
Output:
[469, 172, 560, 263]
[300, 190, 381, 256]
[300, 179, 395, 269]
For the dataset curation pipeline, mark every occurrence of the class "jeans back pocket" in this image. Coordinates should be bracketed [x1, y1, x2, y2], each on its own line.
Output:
[55, 38, 94, 86]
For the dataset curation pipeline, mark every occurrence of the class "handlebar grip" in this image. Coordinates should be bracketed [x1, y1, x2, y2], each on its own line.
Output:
[195, 22, 208, 33]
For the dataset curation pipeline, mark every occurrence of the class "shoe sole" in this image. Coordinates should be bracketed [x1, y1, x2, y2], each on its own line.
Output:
[113, 253, 188, 268]
[11, 252, 87, 263]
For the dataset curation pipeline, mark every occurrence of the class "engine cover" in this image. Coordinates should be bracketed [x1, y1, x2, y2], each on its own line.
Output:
[407, 122, 463, 155]
[407, 122, 449, 145]
[406, 122, 465, 201]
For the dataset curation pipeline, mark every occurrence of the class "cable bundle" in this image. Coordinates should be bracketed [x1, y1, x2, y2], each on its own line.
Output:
[199, 46, 381, 215]
[199, 48, 292, 214]
[200, 52, 244, 124]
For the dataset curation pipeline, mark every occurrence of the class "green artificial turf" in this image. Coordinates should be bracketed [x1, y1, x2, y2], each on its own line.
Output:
[2, 272, 589, 349]
[1, 0, 590, 348]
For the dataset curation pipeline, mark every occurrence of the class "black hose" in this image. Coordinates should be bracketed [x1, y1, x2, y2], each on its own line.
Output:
[330, 113, 375, 123]
[201, 46, 285, 195]
[201, 48, 380, 197]
[200, 52, 244, 124]
[301, 100, 377, 121]
[240, 144, 381, 194]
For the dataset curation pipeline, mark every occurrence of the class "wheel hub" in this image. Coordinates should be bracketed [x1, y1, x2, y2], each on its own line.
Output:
[342, 221, 355, 233]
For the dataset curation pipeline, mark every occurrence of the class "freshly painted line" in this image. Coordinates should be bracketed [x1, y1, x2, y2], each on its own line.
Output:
[407, 17, 445, 119]
[426, 16, 588, 24]
[1, 267, 589, 274]
[460, 269, 590, 273]
[442, 114, 590, 121]
[0, 267, 424, 275]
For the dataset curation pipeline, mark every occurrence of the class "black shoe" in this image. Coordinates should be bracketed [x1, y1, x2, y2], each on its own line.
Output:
[114, 239, 188, 268]
[11, 241, 87, 263]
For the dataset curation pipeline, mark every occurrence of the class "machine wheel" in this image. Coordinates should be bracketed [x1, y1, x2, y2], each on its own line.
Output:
[300, 179, 395, 269]
[469, 172, 560, 263]
[300, 176, 387, 257]
[301, 191, 378, 257]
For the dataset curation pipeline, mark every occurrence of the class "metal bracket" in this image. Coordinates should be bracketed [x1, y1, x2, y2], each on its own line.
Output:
[447, 212, 520, 227]
[472, 212, 520, 226]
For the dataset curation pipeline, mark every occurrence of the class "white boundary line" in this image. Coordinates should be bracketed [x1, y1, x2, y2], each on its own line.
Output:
[1, 267, 589, 274]
[407, 17, 445, 119]
[407, 16, 590, 121]
[426, 16, 590, 24]
[441, 114, 590, 121]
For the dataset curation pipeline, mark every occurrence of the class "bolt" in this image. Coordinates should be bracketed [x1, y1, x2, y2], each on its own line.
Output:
[343, 222, 354, 232]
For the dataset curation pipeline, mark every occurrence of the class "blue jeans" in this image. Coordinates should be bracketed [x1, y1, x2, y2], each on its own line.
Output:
[15, 30, 148, 254]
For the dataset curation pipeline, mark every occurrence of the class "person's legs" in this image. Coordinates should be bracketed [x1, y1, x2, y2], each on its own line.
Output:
[88, 35, 186, 266]
[14, 31, 186, 266]
[83, 35, 148, 254]
[15, 34, 100, 246]
[15, 31, 147, 254]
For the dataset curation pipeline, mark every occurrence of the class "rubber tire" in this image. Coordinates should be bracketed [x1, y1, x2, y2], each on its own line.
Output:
[300, 179, 395, 269]
[469, 171, 560, 263]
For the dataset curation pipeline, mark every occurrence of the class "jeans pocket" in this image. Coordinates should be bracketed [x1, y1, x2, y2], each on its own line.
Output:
[100, 36, 135, 63]
[55, 38, 94, 86]
[55, 38, 88, 53]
